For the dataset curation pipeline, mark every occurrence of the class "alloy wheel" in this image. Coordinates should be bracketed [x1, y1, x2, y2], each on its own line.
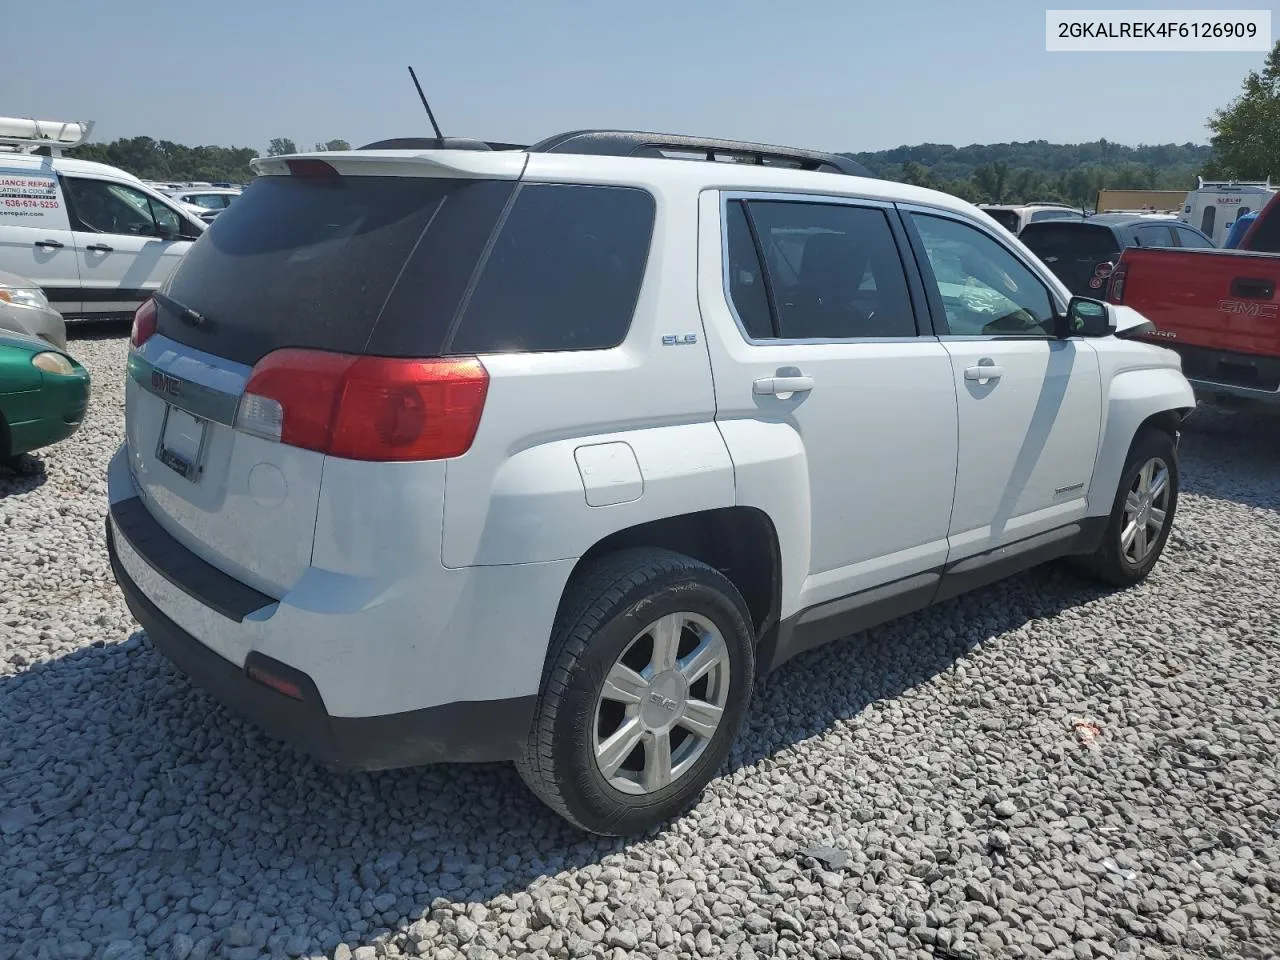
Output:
[1121, 456, 1171, 564]
[592, 612, 731, 795]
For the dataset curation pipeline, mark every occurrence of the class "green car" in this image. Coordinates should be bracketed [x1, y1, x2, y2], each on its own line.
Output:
[0, 331, 90, 465]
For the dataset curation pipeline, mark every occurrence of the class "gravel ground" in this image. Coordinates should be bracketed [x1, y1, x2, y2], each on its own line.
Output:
[2, 331, 1278, 960]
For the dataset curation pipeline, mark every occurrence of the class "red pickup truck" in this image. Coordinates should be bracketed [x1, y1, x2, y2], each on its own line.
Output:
[1107, 190, 1280, 404]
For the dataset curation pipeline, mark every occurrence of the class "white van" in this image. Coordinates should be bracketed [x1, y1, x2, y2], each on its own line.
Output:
[0, 118, 207, 320]
[1180, 178, 1275, 246]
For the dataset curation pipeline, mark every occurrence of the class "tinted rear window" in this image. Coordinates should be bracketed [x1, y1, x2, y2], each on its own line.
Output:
[448, 183, 655, 354]
[1020, 223, 1120, 262]
[160, 175, 514, 365]
[157, 175, 653, 364]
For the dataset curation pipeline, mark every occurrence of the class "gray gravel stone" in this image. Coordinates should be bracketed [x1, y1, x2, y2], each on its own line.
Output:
[2, 339, 1279, 959]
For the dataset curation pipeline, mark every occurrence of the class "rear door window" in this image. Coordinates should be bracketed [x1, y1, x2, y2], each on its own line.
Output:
[729, 199, 918, 340]
[447, 183, 655, 354]
[1136, 224, 1176, 247]
[1172, 225, 1213, 248]
[723, 200, 775, 339]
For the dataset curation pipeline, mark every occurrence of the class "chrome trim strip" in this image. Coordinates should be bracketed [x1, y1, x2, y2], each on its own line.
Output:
[128, 334, 251, 426]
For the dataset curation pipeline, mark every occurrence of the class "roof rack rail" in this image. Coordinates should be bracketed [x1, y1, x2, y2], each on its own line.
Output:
[357, 136, 526, 152]
[0, 117, 94, 156]
[526, 130, 873, 177]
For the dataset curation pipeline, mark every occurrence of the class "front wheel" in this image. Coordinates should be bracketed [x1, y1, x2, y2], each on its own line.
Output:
[517, 548, 755, 836]
[1077, 427, 1179, 587]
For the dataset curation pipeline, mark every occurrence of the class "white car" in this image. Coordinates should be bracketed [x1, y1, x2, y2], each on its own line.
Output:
[105, 131, 1194, 835]
[979, 202, 1084, 234]
[0, 119, 206, 321]
[166, 187, 241, 222]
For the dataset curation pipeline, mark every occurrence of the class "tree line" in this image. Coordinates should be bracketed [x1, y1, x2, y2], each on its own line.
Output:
[841, 140, 1209, 207]
[67, 136, 353, 184]
[65, 39, 1280, 199]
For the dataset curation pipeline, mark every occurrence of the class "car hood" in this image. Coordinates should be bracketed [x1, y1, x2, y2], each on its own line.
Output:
[0, 328, 54, 354]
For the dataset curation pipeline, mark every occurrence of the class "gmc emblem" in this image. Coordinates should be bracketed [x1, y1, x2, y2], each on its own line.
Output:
[151, 371, 183, 397]
[1218, 299, 1278, 319]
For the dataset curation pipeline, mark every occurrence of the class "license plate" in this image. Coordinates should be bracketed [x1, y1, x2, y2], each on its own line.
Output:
[156, 405, 207, 481]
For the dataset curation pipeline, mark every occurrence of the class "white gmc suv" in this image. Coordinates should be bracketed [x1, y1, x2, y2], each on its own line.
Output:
[105, 130, 1195, 836]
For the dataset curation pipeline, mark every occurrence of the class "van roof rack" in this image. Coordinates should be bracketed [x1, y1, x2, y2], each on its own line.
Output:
[1195, 176, 1273, 189]
[526, 130, 872, 177]
[0, 117, 95, 156]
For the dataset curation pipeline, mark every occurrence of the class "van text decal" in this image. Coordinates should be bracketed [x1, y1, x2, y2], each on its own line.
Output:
[0, 167, 61, 222]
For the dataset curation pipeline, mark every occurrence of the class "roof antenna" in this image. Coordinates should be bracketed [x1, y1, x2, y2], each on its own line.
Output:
[407, 66, 444, 141]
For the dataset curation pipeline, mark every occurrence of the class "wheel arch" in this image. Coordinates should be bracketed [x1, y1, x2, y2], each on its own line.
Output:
[1089, 366, 1194, 516]
[561, 506, 783, 648]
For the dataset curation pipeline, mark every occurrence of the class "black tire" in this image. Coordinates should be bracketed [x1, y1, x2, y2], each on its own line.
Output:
[516, 547, 755, 836]
[1076, 427, 1179, 587]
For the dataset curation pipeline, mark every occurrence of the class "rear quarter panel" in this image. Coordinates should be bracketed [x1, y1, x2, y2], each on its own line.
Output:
[440, 173, 736, 568]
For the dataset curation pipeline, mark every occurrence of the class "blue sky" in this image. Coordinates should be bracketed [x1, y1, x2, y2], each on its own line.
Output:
[5, 0, 1275, 154]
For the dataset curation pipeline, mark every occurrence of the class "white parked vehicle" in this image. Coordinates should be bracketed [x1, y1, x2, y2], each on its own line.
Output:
[166, 186, 241, 223]
[105, 130, 1194, 835]
[0, 117, 206, 320]
[1181, 177, 1275, 246]
[978, 201, 1084, 233]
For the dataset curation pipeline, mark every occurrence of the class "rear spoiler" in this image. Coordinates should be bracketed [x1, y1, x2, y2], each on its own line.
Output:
[250, 150, 528, 180]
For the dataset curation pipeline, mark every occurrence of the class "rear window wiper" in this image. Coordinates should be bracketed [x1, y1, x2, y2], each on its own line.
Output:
[155, 292, 209, 329]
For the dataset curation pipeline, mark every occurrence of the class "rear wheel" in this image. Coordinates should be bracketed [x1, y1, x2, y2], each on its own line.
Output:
[517, 548, 755, 836]
[1077, 427, 1179, 587]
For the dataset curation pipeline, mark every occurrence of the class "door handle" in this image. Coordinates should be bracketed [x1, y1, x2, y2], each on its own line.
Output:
[964, 363, 1004, 382]
[1230, 276, 1275, 300]
[33, 239, 64, 249]
[85, 243, 114, 253]
[753, 375, 815, 396]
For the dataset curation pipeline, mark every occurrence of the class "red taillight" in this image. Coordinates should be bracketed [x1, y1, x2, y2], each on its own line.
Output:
[285, 158, 339, 181]
[1108, 264, 1127, 304]
[236, 349, 489, 462]
[246, 662, 303, 700]
[130, 298, 157, 348]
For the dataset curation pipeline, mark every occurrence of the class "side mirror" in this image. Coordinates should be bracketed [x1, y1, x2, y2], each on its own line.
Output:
[154, 221, 176, 241]
[1062, 296, 1116, 338]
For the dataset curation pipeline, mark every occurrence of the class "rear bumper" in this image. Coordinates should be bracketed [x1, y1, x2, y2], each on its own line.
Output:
[106, 504, 537, 770]
[1167, 343, 1280, 403]
[1187, 378, 1280, 404]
